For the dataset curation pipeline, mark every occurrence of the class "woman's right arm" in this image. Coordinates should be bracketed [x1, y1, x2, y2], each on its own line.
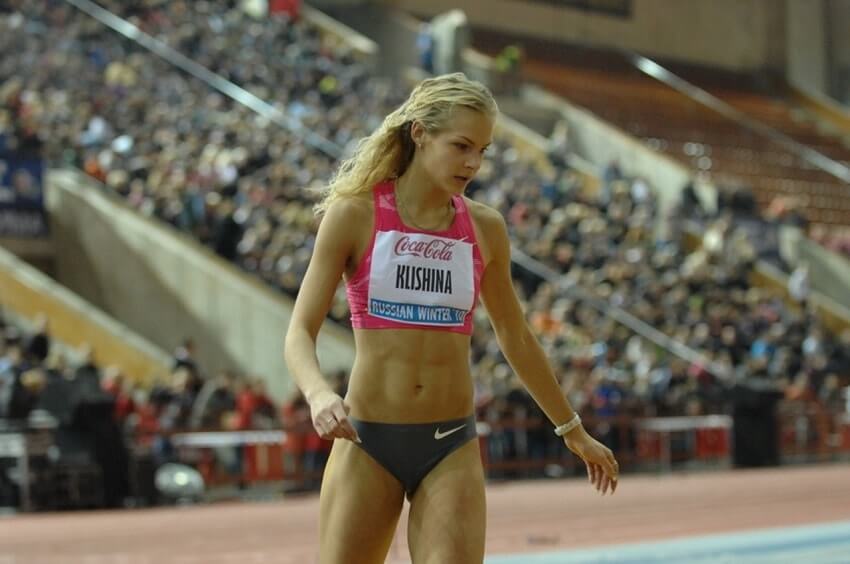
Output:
[284, 198, 362, 443]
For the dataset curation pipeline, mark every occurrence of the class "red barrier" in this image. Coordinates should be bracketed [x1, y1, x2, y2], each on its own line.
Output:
[636, 431, 661, 461]
[149, 406, 848, 490]
[695, 427, 729, 459]
[244, 444, 285, 482]
[841, 421, 850, 451]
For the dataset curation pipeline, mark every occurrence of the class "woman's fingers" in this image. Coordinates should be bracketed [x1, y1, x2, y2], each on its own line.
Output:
[314, 403, 361, 443]
[607, 450, 619, 476]
[605, 450, 619, 494]
[593, 463, 604, 491]
[316, 412, 337, 439]
[576, 441, 619, 496]
[601, 474, 611, 495]
[331, 402, 361, 443]
[587, 459, 618, 495]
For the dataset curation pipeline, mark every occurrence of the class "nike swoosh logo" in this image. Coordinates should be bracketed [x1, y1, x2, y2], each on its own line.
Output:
[434, 424, 467, 440]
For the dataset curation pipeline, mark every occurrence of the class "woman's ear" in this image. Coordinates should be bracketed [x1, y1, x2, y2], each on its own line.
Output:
[410, 121, 426, 149]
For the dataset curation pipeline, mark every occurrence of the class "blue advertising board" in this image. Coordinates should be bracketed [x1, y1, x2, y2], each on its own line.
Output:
[0, 134, 48, 238]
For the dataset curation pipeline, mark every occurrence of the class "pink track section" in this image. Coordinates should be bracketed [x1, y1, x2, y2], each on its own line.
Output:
[1, 464, 848, 563]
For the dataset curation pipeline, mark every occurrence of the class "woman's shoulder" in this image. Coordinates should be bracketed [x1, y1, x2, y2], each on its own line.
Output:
[462, 197, 509, 265]
[320, 194, 376, 254]
[323, 193, 374, 222]
[463, 196, 507, 235]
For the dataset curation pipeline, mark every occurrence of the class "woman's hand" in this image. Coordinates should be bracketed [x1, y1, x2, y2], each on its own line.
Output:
[563, 426, 619, 495]
[308, 389, 361, 443]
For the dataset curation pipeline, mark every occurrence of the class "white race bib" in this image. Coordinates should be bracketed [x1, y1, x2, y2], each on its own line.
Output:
[368, 230, 475, 327]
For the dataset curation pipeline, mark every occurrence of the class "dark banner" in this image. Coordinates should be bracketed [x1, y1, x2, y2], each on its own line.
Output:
[0, 134, 48, 238]
[518, 0, 632, 17]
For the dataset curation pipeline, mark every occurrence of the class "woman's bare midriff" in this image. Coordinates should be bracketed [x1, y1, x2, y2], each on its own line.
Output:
[346, 328, 475, 423]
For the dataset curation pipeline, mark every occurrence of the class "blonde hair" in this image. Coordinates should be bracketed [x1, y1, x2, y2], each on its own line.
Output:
[315, 73, 498, 215]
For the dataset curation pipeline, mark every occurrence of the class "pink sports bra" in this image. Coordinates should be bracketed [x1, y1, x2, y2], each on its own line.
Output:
[345, 180, 485, 335]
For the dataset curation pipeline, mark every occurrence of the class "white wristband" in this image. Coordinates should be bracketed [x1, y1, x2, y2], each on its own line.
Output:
[554, 414, 582, 437]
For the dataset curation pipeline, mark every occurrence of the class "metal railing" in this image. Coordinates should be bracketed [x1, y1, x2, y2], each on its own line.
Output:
[510, 246, 730, 380]
[624, 51, 850, 185]
[131, 403, 850, 494]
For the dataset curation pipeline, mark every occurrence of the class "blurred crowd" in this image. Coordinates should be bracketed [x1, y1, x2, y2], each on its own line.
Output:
[1, 0, 401, 301]
[470, 163, 848, 456]
[1, 0, 849, 494]
[0, 310, 341, 503]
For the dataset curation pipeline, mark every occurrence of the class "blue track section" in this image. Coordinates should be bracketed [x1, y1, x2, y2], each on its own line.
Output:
[486, 521, 850, 564]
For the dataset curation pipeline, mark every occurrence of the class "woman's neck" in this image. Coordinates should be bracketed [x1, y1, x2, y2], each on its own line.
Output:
[394, 170, 455, 232]
[395, 167, 452, 214]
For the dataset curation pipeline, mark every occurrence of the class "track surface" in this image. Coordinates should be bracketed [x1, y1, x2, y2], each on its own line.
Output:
[1, 464, 849, 563]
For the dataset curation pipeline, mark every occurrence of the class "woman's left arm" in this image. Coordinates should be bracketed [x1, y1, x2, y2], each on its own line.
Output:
[478, 208, 619, 494]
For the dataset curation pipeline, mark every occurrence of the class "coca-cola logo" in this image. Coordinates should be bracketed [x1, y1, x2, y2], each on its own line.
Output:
[394, 236, 455, 261]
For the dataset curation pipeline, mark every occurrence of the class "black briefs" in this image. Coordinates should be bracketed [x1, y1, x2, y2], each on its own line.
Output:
[350, 415, 478, 496]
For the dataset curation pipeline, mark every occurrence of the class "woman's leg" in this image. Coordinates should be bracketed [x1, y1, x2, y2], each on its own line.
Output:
[406, 439, 487, 564]
[318, 439, 406, 564]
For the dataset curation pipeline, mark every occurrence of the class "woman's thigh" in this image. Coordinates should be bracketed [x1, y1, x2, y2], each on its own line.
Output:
[319, 440, 406, 564]
[406, 439, 487, 564]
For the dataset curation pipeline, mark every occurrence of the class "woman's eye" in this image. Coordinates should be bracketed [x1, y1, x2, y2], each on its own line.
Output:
[455, 143, 469, 151]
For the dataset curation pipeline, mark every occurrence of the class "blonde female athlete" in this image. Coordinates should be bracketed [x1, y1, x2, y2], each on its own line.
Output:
[284, 73, 619, 564]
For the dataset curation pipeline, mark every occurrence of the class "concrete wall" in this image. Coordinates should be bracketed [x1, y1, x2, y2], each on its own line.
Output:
[799, 236, 850, 310]
[780, 224, 850, 310]
[387, 0, 784, 71]
[523, 84, 707, 220]
[751, 261, 850, 337]
[315, 3, 423, 76]
[0, 244, 171, 383]
[786, 0, 829, 94]
[0, 238, 54, 276]
[302, 4, 379, 63]
[47, 170, 355, 402]
[826, 0, 850, 104]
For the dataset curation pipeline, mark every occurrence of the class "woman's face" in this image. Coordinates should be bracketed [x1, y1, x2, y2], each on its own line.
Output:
[416, 107, 494, 194]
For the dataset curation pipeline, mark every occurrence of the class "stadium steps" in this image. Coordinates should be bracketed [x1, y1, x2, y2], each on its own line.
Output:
[471, 30, 850, 229]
